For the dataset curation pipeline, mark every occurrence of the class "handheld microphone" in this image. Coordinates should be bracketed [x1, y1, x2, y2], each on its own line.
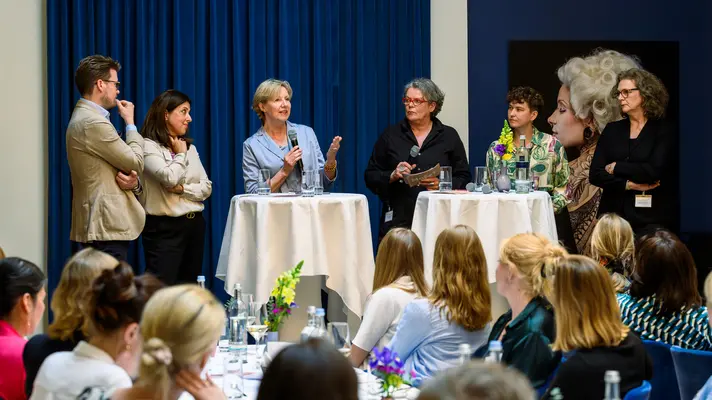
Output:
[287, 130, 303, 172]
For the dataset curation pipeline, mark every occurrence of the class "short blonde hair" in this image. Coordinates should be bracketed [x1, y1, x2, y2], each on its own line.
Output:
[430, 225, 491, 331]
[252, 78, 293, 124]
[499, 233, 568, 298]
[0, 246, 5, 259]
[373, 228, 429, 297]
[550, 255, 628, 352]
[49, 248, 118, 341]
[136, 285, 226, 400]
[557, 49, 640, 133]
[590, 213, 635, 291]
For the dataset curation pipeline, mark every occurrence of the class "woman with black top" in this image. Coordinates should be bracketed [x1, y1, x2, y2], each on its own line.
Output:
[542, 255, 652, 400]
[364, 78, 470, 240]
[474, 233, 564, 389]
[590, 68, 677, 234]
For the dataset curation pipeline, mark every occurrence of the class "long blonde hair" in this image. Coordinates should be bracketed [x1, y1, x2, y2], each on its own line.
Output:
[499, 233, 568, 298]
[590, 213, 635, 292]
[430, 225, 491, 331]
[135, 285, 226, 400]
[373, 228, 428, 297]
[550, 255, 628, 352]
[49, 248, 118, 341]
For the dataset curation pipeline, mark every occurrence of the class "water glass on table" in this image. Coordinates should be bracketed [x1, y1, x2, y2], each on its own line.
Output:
[301, 170, 316, 197]
[474, 166, 487, 191]
[257, 169, 271, 195]
[328, 322, 351, 357]
[439, 166, 452, 192]
[314, 168, 324, 195]
[223, 352, 246, 399]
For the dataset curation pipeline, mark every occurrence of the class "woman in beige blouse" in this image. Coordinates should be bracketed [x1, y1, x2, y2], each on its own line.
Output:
[140, 90, 212, 285]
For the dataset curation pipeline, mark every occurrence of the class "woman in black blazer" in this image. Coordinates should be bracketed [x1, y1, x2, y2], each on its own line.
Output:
[590, 68, 677, 234]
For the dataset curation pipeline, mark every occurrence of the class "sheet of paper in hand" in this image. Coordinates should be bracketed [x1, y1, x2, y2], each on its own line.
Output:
[403, 164, 441, 188]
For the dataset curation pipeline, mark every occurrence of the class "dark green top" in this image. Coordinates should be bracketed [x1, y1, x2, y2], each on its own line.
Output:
[475, 296, 560, 388]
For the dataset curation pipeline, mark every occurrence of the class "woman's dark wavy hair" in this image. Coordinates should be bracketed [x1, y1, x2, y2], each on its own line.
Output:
[256, 339, 358, 400]
[86, 262, 164, 335]
[612, 68, 669, 119]
[630, 230, 701, 315]
[0, 257, 45, 318]
[140, 89, 193, 149]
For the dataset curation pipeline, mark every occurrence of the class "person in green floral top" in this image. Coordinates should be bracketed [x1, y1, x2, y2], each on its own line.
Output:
[485, 87, 569, 213]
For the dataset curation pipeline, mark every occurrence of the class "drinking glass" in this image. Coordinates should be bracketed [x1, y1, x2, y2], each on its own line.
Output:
[327, 322, 351, 358]
[474, 166, 487, 191]
[247, 302, 269, 367]
[223, 352, 245, 399]
[302, 170, 316, 197]
[314, 168, 324, 195]
[439, 166, 453, 191]
[257, 169, 271, 195]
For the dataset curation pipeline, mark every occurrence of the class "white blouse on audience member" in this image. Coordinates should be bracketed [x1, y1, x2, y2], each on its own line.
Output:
[141, 138, 212, 217]
[30, 341, 132, 400]
[352, 276, 419, 354]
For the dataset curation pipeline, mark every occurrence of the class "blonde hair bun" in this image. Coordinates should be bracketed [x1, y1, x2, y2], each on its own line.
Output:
[142, 337, 173, 368]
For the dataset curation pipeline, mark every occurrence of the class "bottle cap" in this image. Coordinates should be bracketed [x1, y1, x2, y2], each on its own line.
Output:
[604, 370, 621, 383]
[307, 305, 316, 313]
[488, 340, 503, 351]
[315, 308, 326, 317]
[520, 135, 526, 139]
[197, 275, 205, 283]
[234, 283, 242, 291]
[459, 343, 472, 353]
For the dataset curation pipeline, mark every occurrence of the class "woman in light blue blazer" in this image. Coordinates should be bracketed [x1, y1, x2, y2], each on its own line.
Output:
[243, 79, 342, 194]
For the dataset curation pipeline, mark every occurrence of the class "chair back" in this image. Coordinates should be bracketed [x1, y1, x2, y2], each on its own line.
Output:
[670, 345, 712, 400]
[643, 340, 680, 400]
[624, 380, 651, 400]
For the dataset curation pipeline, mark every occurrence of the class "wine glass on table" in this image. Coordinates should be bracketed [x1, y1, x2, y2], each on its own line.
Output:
[247, 302, 269, 367]
[327, 322, 351, 357]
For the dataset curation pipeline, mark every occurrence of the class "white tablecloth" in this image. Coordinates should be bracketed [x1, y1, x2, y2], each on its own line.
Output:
[180, 345, 419, 400]
[215, 193, 375, 318]
[411, 191, 558, 284]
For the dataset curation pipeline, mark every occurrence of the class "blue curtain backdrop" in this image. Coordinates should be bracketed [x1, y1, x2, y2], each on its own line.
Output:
[47, 0, 430, 303]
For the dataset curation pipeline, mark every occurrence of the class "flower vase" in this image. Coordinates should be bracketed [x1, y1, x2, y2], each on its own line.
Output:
[266, 331, 279, 342]
[496, 160, 511, 192]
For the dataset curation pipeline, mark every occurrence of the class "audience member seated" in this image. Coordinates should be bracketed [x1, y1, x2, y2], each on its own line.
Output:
[416, 360, 535, 400]
[256, 338, 358, 400]
[0, 246, 5, 259]
[542, 255, 652, 400]
[0, 257, 46, 400]
[617, 230, 712, 350]
[694, 273, 712, 399]
[474, 233, 565, 388]
[350, 228, 429, 367]
[23, 249, 118, 397]
[110, 285, 226, 400]
[30, 262, 162, 399]
[590, 213, 635, 292]
[389, 225, 491, 385]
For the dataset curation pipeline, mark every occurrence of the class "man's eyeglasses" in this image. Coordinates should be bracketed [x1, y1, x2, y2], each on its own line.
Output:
[402, 97, 430, 106]
[101, 79, 121, 89]
[613, 88, 639, 98]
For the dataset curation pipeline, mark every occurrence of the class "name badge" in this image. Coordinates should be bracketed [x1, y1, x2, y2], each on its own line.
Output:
[385, 210, 394, 223]
[635, 195, 652, 208]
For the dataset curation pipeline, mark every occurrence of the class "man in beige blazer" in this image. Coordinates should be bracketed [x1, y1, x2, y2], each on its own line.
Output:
[66, 55, 145, 261]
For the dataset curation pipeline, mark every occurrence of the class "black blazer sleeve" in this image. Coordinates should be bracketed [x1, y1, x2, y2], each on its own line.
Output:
[449, 131, 471, 189]
[541, 355, 592, 399]
[590, 125, 628, 191]
[613, 121, 675, 183]
[364, 131, 394, 201]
